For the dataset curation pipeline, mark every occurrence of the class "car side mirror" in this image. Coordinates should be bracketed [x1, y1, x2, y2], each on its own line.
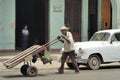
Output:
[110, 38, 115, 44]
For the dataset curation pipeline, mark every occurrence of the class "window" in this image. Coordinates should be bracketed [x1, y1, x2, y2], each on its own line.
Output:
[90, 32, 110, 41]
[114, 33, 120, 41]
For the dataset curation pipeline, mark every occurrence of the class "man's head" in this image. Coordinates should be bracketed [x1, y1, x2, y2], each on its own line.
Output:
[60, 26, 69, 35]
[24, 25, 28, 29]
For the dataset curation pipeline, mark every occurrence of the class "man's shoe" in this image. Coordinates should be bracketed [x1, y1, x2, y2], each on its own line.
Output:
[75, 71, 79, 74]
[56, 72, 64, 74]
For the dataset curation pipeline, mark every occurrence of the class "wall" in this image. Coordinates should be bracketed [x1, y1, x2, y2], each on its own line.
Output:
[117, 0, 120, 28]
[81, 0, 88, 41]
[0, 0, 2, 50]
[0, 0, 15, 50]
[49, 0, 65, 49]
[97, 0, 102, 30]
[111, 0, 117, 29]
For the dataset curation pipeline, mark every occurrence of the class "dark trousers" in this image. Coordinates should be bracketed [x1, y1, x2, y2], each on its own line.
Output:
[22, 36, 29, 50]
[59, 50, 79, 73]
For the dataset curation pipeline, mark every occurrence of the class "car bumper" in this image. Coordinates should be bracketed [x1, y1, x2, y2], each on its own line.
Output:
[66, 58, 88, 64]
[76, 59, 88, 64]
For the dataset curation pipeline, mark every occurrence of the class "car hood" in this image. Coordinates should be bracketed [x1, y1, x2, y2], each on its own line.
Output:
[74, 41, 109, 49]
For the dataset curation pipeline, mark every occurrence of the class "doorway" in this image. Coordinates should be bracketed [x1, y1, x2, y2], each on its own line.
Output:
[16, 0, 48, 50]
[65, 0, 82, 41]
[88, 0, 98, 40]
[102, 0, 112, 30]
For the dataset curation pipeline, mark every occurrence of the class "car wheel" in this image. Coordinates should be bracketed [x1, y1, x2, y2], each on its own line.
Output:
[26, 66, 38, 77]
[87, 55, 101, 70]
[20, 64, 29, 76]
[67, 63, 80, 69]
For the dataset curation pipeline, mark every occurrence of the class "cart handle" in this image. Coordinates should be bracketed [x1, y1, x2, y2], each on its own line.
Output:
[43, 38, 59, 48]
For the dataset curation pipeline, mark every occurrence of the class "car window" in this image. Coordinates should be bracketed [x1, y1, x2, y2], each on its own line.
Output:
[114, 33, 120, 41]
[90, 32, 110, 41]
[111, 35, 118, 41]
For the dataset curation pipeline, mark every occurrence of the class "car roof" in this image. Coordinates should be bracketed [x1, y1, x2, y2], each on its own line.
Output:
[96, 29, 120, 34]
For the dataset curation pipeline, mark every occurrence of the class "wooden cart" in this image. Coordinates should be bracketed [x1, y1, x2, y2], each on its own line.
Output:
[3, 39, 59, 77]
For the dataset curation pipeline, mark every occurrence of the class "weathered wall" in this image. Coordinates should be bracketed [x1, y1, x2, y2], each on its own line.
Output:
[0, 0, 15, 50]
[49, 0, 65, 49]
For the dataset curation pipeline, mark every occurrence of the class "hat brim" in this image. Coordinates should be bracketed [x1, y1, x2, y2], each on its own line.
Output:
[60, 26, 69, 30]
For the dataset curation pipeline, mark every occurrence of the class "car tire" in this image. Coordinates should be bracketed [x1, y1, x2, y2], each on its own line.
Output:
[87, 55, 101, 70]
[67, 63, 80, 69]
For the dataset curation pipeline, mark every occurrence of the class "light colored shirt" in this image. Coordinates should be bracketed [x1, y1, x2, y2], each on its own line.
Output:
[22, 29, 29, 36]
[63, 31, 74, 52]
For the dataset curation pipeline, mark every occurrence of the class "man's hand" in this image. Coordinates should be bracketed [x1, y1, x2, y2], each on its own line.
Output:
[57, 36, 64, 43]
[57, 36, 62, 40]
[61, 35, 66, 39]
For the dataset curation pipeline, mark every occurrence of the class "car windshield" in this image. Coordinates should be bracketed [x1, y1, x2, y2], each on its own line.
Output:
[90, 32, 110, 41]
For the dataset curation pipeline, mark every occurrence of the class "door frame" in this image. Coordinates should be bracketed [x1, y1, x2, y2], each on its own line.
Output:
[45, 0, 49, 43]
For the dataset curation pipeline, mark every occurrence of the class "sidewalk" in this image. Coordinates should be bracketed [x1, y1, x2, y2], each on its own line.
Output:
[1, 52, 120, 72]
[0, 52, 66, 72]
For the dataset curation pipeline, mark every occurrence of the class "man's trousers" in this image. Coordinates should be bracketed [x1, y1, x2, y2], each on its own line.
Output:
[58, 50, 79, 73]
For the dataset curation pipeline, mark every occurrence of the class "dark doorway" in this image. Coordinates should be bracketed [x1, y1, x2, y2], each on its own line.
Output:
[88, 0, 98, 40]
[65, 0, 82, 41]
[16, 0, 48, 50]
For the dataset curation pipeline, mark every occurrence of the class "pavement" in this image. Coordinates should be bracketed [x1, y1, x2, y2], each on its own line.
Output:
[0, 52, 66, 72]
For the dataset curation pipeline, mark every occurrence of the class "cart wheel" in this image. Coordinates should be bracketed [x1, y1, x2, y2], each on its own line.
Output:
[26, 66, 38, 77]
[20, 64, 29, 76]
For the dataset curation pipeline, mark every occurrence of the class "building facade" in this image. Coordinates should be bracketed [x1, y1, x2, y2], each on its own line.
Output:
[0, 0, 120, 52]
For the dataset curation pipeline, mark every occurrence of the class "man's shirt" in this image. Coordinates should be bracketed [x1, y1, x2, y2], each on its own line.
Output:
[63, 31, 74, 52]
[22, 29, 29, 36]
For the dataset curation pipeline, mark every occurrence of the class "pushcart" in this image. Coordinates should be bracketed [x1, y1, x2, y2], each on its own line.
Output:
[3, 39, 59, 77]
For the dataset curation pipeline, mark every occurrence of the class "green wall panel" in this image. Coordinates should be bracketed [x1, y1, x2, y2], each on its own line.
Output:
[81, 0, 88, 41]
[0, 0, 15, 50]
[49, 0, 65, 49]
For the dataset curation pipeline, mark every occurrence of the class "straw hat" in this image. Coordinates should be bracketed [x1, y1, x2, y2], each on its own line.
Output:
[60, 26, 69, 30]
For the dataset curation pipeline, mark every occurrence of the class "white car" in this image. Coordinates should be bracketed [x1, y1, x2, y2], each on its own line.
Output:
[64, 29, 120, 70]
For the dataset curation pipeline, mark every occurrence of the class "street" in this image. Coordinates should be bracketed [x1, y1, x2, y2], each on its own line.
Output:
[1, 64, 120, 80]
[1, 53, 120, 80]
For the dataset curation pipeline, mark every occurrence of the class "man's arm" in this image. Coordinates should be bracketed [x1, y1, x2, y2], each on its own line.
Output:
[61, 35, 70, 43]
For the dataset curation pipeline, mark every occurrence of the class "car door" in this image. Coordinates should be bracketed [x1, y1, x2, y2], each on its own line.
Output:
[108, 33, 120, 61]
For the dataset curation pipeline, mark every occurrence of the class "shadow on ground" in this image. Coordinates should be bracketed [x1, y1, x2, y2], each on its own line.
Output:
[66, 65, 120, 70]
[2, 74, 47, 79]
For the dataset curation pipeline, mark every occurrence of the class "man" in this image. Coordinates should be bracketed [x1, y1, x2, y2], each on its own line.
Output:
[57, 26, 79, 74]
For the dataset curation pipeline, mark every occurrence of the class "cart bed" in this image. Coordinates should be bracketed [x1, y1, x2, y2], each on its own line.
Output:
[3, 45, 43, 69]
